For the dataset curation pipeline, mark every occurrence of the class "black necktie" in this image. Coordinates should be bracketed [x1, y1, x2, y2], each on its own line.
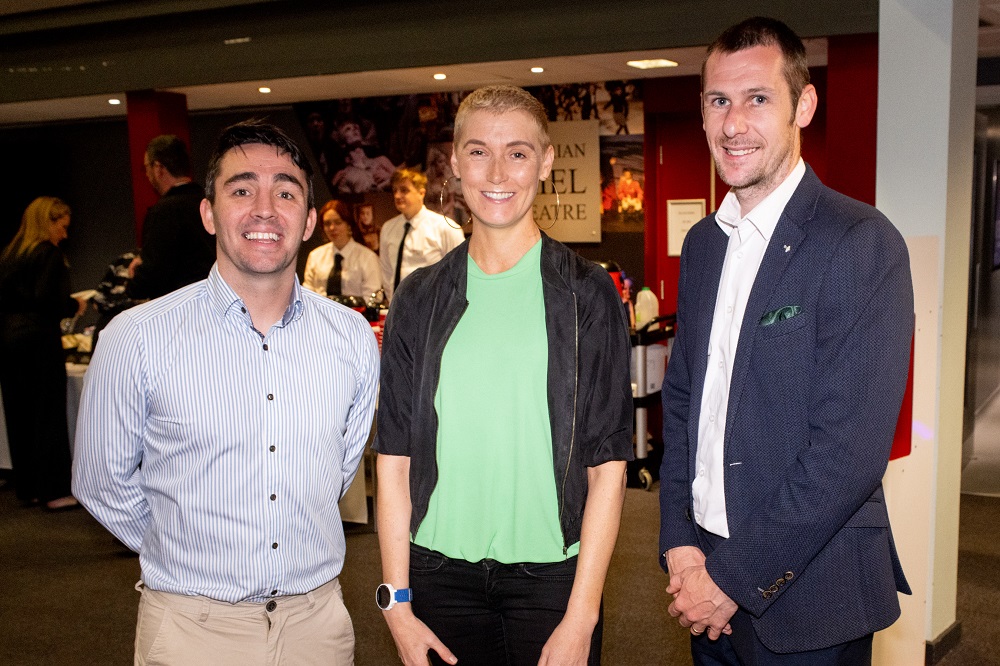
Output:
[326, 252, 343, 296]
[393, 221, 411, 290]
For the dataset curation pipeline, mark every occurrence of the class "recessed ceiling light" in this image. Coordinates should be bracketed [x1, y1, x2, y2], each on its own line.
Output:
[531, 67, 544, 73]
[258, 87, 271, 94]
[626, 58, 678, 70]
[108, 98, 121, 105]
[433, 73, 447, 80]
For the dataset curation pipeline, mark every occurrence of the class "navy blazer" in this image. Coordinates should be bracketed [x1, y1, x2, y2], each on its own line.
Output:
[659, 166, 913, 654]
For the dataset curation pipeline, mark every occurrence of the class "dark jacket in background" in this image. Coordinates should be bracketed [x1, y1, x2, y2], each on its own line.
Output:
[127, 182, 215, 300]
[0, 242, 77, 502]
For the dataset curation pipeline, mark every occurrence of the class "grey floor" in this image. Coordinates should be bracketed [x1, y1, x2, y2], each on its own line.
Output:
[2, 416, 999, 664]
[0, 480, 695, 665]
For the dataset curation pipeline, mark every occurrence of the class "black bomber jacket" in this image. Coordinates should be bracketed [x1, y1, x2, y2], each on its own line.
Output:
[373, 233, 634, 550]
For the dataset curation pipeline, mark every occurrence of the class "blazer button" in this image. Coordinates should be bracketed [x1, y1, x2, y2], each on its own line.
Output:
[784, 571, 794, 580]
[768, 584, 779, 593]
[775, 578, 785, 587]
[762, 590, 772, 599]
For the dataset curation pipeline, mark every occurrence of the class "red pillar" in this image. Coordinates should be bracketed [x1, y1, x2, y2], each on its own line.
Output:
[826, 34, 879, 205]
[125, 90, 191, 240]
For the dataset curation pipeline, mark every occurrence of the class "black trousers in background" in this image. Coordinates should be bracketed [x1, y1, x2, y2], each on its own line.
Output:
[409, 543, 603, 666]
[0, 325, 73, 503]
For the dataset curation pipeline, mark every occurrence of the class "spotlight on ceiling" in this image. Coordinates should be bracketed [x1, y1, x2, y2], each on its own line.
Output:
[626, 59, 678, 70]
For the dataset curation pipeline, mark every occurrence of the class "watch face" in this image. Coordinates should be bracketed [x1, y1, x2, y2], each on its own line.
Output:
[376, 584, 392, 609]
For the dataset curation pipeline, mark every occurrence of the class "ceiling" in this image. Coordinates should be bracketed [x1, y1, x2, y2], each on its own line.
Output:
[3, 0, 992, 125]
[0, 42, 831, 125]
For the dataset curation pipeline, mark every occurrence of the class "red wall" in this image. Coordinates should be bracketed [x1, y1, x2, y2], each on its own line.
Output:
[826, 34, 879, 205]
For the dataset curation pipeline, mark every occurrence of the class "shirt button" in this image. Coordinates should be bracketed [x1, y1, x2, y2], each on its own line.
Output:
[709, 415, 715, 422]
[267, 393, 274, 401]
[266, 600, 277, 612]
[241, 307, 247, 314]
[270, 494, 276, 501]
[737, 252, 744, 259]
[718, 360, 723, 368]
[269, 445, 276, 452]
[271, 589, 278, 596]
[726, 305, 733, 314]
[263, 343, 269, 351]
[272, 542, 278, 549]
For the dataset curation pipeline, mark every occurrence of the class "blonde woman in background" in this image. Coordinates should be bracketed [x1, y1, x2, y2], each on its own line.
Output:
[0, 197, 85, 510]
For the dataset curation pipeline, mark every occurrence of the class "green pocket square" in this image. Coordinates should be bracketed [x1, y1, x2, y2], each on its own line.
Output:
[759, 305, 802, 326]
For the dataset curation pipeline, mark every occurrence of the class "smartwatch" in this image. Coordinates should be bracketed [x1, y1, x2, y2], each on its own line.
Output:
[376, 583, 412, 610]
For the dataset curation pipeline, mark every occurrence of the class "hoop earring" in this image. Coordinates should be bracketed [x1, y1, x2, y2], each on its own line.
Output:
[535, 175, 560, 231]
[439, 177, 463, 230]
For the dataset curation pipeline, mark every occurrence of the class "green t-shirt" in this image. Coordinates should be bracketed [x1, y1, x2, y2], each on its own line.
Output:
[413, 240, 579, 563]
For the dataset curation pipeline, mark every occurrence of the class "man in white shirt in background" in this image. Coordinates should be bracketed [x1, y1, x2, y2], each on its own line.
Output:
[304, 199, 381, 299]
[379, 167, 464, 301]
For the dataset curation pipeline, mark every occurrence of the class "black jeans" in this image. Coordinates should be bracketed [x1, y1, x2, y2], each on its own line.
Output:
[409, 543, 603, 666]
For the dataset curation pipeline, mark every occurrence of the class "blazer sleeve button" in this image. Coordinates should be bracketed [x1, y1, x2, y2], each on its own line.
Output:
[784, 571, 794, 580]
[762, 590, 772, 599]
[776, 578, 785, 586]
[768, 584, 779, 593]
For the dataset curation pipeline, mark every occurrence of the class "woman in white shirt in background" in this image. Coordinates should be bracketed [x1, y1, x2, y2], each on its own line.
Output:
[304, 199, 381, 299]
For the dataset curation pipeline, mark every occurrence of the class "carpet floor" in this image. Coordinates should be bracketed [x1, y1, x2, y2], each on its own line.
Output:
[1, 479, 997, 664]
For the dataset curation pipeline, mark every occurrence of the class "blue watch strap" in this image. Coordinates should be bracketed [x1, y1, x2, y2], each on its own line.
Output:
[395, 588, 412, 603]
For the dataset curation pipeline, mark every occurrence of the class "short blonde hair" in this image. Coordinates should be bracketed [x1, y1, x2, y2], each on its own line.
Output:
[454, 85, 551, 149]
[391, 167, 428, 191]
[2, 196, 71, 261]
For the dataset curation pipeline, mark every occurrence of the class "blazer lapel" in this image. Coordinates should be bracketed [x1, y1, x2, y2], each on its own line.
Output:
[688, 221, 729, 448]
[724, 168, 819, 442]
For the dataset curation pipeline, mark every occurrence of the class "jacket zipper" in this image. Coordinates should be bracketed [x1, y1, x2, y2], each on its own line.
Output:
[559, 292, 579, 555]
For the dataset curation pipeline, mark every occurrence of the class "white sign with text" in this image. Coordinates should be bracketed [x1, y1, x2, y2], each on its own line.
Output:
[533, 119, 601, 243]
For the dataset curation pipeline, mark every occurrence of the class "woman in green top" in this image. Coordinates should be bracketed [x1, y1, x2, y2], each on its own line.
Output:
[375, 85, 633, 666]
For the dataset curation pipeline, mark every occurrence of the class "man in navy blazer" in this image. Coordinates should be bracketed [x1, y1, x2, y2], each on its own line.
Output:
[659, 17, 913, 665]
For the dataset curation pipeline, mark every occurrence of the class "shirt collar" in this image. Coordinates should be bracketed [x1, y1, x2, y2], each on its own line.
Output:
[405, 206, 427, 225]
[206, 264, 305, 327]
[334, 239, 360, 258]
[715, 159, 806, 241]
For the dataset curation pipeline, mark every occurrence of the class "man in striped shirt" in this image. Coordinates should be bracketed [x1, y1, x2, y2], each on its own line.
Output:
[73, 120, 379, 666]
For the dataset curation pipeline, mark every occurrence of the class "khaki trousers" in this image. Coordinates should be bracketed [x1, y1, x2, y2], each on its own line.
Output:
[134, 578, 354, 666]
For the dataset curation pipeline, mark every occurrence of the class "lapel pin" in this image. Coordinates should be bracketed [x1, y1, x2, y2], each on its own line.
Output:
[783, 245, 791, 253]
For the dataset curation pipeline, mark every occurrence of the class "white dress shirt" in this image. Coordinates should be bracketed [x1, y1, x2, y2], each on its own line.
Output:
[379, 205, 464, 300]
[694, 159, 806, 538]
[72, 266, 380, 602]
[303, 239, 381, 299]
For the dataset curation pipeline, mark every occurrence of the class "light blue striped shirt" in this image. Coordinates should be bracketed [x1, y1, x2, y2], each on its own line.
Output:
[72, 266, 379, 603]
